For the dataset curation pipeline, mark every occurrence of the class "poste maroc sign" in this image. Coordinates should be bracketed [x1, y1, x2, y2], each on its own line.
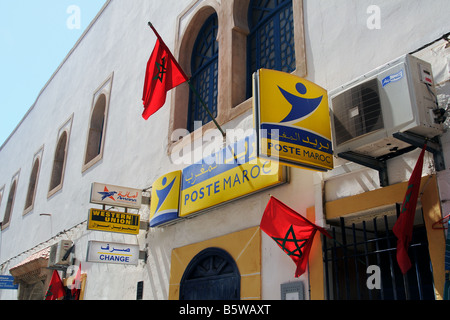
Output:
[253, 69, 333, 171]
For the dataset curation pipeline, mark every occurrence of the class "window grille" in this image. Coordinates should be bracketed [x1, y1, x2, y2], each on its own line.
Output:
[188, 13, 219, 132]
[322, 212, 435, 300]
[247, 0, 295, 97]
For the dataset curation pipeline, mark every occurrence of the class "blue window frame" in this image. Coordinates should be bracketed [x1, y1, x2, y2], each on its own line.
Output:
[247, 0, 295, 97]
[188, 13, 219, 132]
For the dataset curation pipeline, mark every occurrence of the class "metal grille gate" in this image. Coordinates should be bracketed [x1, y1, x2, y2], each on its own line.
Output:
[322, 211, 435, 300]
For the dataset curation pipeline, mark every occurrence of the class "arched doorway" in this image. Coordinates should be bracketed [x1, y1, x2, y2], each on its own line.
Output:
[180, 248, 240, 300]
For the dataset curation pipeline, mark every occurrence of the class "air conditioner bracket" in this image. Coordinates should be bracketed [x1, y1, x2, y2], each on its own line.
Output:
[338, 131, 445, 188]
[393, 131, 445, 171]
[337, 151, 390, 187]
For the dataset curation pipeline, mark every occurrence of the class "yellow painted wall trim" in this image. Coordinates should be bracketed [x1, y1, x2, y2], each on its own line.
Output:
[421, 175, 445, 300]
[306, 206, 325, 300]
[169, 226, 261, 300]
[325, 176, 431, 220]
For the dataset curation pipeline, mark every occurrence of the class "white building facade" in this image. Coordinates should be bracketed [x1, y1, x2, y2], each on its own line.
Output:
[0, 0, 450, 300]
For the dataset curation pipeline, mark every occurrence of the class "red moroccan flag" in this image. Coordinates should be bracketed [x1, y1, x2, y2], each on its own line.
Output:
[71, 263, 82, 300]
[393, 144, 427, 274]
[45, 270, 65, 300]
[260, 197, 331, 277]
[142, 23, 188, 120]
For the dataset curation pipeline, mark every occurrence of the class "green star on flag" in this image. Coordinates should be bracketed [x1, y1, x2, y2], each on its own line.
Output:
[272, 225, 308, 259]
[153, 56, 167, 83]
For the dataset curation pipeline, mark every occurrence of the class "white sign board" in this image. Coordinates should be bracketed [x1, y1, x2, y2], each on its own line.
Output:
[90, 183, 142, 209]
[86, 241, 140, 265]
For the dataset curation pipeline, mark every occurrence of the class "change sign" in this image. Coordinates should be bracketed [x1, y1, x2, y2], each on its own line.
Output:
[87, 241, 139, 265]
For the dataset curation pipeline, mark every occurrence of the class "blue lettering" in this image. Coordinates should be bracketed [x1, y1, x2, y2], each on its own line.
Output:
[199, 187, 205, 199]
[191, 191, 198, 202]
[242, 169, 249, 182]
[250, 165, 260, 179]
[224, 176, 232, 189]
[233, 173, 241, 186]
[214, 181, 220, 193]
[262, 161, 271, 174]
[184, 194, 190, 205]
[206, 183, 213, 196]
[99, 254, 130, 263]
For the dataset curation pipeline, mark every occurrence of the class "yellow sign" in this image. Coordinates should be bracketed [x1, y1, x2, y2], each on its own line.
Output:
[87, 209, 140, 235]
[150, 171, 182, 227]
[253, 69, 333, 171]
[180, 135, 285, 217]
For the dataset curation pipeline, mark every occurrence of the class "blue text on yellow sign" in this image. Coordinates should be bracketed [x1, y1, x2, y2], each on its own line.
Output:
[180, 135, 285, 217]
[254, 69, 333, 171]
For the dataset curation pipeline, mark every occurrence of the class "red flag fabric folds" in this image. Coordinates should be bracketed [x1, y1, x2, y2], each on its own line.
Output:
[45, 270, 65, 300]
[260, 196, 331, 277]
[393, 144, 426, 274]
[71, 263, 82, 300]
[142, 25, 188, 120]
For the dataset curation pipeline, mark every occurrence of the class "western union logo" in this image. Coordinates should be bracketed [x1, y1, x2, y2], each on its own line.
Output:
[88, 209, 140, 235]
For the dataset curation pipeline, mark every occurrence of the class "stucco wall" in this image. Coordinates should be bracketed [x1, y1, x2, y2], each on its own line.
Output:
[0, 0, 449, 300]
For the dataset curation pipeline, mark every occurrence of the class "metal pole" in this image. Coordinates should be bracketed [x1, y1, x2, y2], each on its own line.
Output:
[187, 79, 225, 137]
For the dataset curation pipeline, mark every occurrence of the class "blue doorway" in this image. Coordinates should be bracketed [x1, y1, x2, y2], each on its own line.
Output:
[180, 248, 240, 300]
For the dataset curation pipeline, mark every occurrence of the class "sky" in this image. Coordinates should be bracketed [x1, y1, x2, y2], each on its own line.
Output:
[0, 0, 106, 146]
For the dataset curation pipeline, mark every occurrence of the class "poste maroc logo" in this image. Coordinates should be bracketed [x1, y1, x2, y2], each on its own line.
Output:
[254, 69, 333, 171]
[150, 171, 182, 227]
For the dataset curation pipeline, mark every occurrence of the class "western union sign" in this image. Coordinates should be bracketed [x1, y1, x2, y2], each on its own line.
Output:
[253, 69, 334, 171]
[87, 209, 140, 235]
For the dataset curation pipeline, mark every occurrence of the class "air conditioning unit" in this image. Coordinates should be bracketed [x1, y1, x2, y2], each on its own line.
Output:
[329, 54, 443, 158]
[48, 240, 73, 268]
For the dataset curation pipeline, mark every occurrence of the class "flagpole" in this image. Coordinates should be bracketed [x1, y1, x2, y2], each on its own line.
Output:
[147, 22, 225, 138]
[186, 80, 225, 137]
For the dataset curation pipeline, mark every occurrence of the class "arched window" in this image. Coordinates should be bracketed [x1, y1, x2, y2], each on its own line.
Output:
[180, 248, 240, 300]
[82, 74, 112, 172]
[247, 0, 295, 96]
[188, 13, 219, 132]
[24, 158, 40, 214]
[2, 180, 17, 229]
[84, 94, 106, 166]
[49, 132, 68, 194]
